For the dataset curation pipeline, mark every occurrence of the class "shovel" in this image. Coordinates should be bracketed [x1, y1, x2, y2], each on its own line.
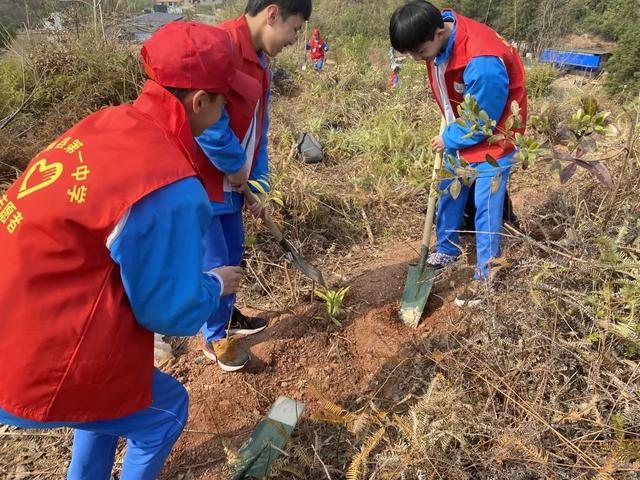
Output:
[301, 20, 309, 71]
[399, 119, 445, 327]
[245, 190, 326, 287]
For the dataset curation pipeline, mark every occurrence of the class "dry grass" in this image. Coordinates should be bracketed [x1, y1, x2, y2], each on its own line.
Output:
[0, 27, 143, 175]
[239, 49, 440, 307]
[266, 93, 640, 479]
[0, 426, 73, 479]
[2, 3, 640, 479]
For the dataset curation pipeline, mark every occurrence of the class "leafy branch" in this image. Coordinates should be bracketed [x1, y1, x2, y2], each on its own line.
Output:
[248, 178, 285, 208]
[440, 94, 614, 200]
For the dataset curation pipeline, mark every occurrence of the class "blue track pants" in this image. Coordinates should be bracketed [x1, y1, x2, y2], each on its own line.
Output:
[200, 210, 245, 343]
[436, 152, 514, 280]
[0, 369, 188, 480]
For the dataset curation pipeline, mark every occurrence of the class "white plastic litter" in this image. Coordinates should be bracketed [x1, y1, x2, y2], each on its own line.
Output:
[154, 333, 173, 365]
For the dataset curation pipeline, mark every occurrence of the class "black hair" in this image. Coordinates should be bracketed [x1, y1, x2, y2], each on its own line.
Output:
[164, 87, 218, 102]
[245, 0, 312, 21]
[389, 0, 443, 53]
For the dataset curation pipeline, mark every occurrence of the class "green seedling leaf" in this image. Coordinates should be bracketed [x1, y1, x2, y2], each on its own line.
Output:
[248, 179, 267, 194]
[511, 100, 520, 116]
[505, 116, 514, 131]
[488, 134, 506, 145]
[450, 178, 462, 200]
[491, 173, 502, 193]
[485, 154, 499, 168]
[315, 290, 329, 302]
[244, 235, 257, 248]
[439, 169, 455, 179]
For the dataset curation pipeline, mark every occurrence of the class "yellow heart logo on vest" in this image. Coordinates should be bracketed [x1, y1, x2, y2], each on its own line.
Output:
[17, 158, 64, 200]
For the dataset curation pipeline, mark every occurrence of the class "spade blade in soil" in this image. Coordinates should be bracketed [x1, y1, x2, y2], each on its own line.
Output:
[230, 396, 305, 480]
[279, 237, 326, 287]
[399, 246, 435, 328]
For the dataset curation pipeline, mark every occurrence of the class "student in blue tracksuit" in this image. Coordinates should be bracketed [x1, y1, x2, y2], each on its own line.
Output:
[197, 0, 312, 372]
[0, 178, 238, 479]
[390, 2, 527, 307]
[0, 22, 250, 479]
[196, 78, 271, 372]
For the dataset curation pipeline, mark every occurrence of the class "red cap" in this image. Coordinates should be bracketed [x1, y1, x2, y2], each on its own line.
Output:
[313, 28, 320, 36]
[141, 21, 259, 100]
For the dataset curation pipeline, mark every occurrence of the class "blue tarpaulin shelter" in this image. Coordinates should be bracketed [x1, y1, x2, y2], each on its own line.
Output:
[540, 49, 610, 72]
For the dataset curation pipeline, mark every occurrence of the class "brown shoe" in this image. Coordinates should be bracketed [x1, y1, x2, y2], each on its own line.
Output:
[202, 337, 249, 372]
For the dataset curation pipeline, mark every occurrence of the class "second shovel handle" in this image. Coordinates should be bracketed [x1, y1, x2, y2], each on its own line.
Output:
[421, 118, 447, 248]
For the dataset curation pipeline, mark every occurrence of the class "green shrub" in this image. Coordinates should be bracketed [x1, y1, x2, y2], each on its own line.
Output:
[0, 30, 144, 170]
[605, 25, 640, 99]
[0, 24, 16, 50]
[0, 60, 22, 117]
[526, 62, 558, 99]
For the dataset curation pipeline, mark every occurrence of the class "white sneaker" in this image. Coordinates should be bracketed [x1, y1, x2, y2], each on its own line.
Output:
[426, 252, 459, 269]
[454, 280, 489, 308]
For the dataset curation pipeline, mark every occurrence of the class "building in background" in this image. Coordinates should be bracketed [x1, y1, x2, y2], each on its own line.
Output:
[121, 12, 183, 43]
[153, 0, 184, 15]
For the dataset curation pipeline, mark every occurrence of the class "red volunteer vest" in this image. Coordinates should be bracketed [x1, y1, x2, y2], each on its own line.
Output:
[309, 37, 326, 60]
[221, 17, 270, 162]
[197, 16, 267, 202]
[427, 11, 528, 163]
[0, 81, 215, 422]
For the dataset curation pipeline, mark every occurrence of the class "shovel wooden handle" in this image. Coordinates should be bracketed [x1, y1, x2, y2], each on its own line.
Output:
[421, 118, 447, 248]
[244, 190, 284, 242]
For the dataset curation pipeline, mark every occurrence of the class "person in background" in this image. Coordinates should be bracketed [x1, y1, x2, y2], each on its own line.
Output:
[307, 27, 329, 71]
[388, 65, 401, 88]
[388, 46, 402, 88]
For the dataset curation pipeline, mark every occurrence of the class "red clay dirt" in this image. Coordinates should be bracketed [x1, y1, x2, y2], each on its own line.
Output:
[160, 172, 548, 479]
[159, 240, 465, 479]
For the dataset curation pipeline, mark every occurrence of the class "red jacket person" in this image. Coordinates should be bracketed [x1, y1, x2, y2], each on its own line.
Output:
[195, 0, 312, 372]
[390, 1, 527, 307]
[307, 27, 329, 71]
[0, 22, 259, 479]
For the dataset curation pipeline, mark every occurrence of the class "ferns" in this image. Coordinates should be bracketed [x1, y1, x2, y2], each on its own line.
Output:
[595, 449, 623, 480]
[498, 434, 550, 465]
[307, 381, 356, 427]
[307, 374, 470, 479]
[346, 426, 386, 480]
[268, 441, 314, 479]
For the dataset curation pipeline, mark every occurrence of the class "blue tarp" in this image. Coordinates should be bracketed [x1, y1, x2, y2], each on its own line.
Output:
[540, 49, 603, 71]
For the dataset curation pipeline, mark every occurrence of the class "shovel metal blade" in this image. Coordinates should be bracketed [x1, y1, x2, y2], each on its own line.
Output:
[399, 246, 435, 328]
[279, 238, 326, 287]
